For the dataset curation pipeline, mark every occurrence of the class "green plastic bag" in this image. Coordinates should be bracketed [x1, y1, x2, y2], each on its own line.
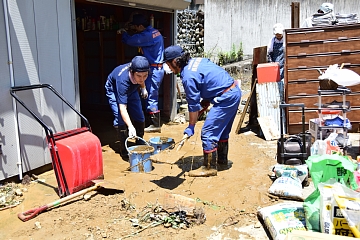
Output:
[303, 154, 358, 232]
[303, 188, 321, 232]
[306, 154, 358, 190]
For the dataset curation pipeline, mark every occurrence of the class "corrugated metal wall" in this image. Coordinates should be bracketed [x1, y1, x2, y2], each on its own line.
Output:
[0, 0, 20, 180]
[204, 0, 360, 56]
[0, 0, 77, 180]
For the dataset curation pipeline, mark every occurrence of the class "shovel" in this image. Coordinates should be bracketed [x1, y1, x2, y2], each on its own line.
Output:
[18, 180, 105, 222]
[176, 134, 189, 151]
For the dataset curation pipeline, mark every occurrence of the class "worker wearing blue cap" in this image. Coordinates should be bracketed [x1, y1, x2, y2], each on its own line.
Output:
[105, 56, 150, 160]
[119, 14, 164, 133]
[163, 45, 242, 177]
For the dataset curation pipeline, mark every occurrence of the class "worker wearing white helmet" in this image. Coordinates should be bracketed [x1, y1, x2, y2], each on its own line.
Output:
[267, 23, 285, 101]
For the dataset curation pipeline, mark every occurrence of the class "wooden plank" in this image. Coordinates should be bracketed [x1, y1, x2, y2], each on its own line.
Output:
[288, 81, 360, 96]
[287, 66, 360, 81]
[252, 46, 267, 65]
[287, 53, 360, 69]
[288, 93, 360, 108]
[248, 46, 267, 127]
[285, 24, 360, 43]
[289, 122, 360, 135]
[288, 108, 360, 123]
[235, 80, 256, 133]
[163, 192, 195, 214]
[286, 39, 360, 55]
[291, 2, 300, 29]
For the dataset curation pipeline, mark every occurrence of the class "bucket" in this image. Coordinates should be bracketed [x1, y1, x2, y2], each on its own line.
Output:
[149, 137, 175, 154]
[125, 137, 154, 173]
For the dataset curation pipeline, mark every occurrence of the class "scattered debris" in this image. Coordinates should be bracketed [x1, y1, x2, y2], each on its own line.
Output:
[21, 174, 32, 185]
[34, 221, 42, 229]
[120, 198, 206, 239]
[196, 197, 221, 210]
[0, 182, 24, 210]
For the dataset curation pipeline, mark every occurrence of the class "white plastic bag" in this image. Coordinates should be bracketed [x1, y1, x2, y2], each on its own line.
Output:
[318, 64, 360, 86]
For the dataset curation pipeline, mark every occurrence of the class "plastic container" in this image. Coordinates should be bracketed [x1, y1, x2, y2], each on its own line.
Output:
[256, 62, 280, 83]
[149, 137, 175, 154]
[56, 131, 104, 194]
[126, 137, 154, 173]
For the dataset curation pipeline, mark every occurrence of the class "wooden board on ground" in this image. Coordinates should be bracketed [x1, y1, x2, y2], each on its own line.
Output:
[163, 192, 195, 214]
[257, 115, 280, 140]
[235, 80, 256, 134]
[149, 150, 187, 164]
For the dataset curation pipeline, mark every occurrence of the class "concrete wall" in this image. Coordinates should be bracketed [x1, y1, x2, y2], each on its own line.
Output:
[204, 0, 360, 56]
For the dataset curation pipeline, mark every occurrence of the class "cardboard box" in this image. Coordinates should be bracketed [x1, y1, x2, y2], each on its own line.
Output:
[285, 230, 355, 239]
[256, 62, 280, 83]
[309, 118, 332, 139]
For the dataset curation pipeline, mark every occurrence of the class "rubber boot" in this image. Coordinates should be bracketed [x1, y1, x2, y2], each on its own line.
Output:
[133, 121, 145, 145]
[144, 111, 161, 133]
[188, 150, 217, 177]
[217, 141, 229, 170]
[118, 125, 129, 161]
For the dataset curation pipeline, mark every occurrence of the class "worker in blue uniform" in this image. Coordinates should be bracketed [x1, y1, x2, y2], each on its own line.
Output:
[119, 14, 165, 133]
[105, 56, 150, 160]
[162, 45, 242, 177]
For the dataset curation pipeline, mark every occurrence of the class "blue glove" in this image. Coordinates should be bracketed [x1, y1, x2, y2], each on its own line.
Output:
[184, 124, 195, 137]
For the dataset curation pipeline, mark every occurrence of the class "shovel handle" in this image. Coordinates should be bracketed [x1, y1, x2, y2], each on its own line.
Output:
[176, 134, 189, 151]
[18, 183, 102, 222]
[18, 205, 49, 222]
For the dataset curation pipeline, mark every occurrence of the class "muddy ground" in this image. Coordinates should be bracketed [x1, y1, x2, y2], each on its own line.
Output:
[2, 58, 360, 239]
[0, 99, 287, 240]
[0, 62, 292, 239]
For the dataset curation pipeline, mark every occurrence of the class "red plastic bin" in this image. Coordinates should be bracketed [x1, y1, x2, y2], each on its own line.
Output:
[56, 131, 103, 194]
[256, 62, 280, 83]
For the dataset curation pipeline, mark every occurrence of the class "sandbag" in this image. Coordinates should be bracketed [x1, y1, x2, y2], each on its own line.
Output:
[258, 202, 306, 240]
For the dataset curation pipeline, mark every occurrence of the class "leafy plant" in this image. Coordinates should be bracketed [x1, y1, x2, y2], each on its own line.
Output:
[216, 42, 244, 66]
[237, 42, 243, 61]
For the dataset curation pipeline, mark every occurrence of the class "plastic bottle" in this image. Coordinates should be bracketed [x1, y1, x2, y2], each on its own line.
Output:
[357, 156, 360, 171]
[150, 14, 154, 27]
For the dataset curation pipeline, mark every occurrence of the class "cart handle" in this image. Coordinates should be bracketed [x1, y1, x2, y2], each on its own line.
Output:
[10, 83, 91, 132]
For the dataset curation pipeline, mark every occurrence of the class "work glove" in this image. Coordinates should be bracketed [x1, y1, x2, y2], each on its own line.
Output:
[184, 124, 195, 137]
[128, 126, 137, 138]
[200, 99, 210, 109]
[140, 87, 148, 99]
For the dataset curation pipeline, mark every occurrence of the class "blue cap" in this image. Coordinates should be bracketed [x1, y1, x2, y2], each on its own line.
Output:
[164, 45, 184, 62]
[131, 14, 147, 26]
[130, 56, 150, 72]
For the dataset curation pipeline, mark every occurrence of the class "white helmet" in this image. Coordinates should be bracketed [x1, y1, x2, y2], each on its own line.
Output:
[273, 23, 284, 35]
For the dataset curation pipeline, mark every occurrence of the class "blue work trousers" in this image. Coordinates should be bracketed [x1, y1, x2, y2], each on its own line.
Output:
[142, 67, 164, 113]
[201, 86, 241, 152]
